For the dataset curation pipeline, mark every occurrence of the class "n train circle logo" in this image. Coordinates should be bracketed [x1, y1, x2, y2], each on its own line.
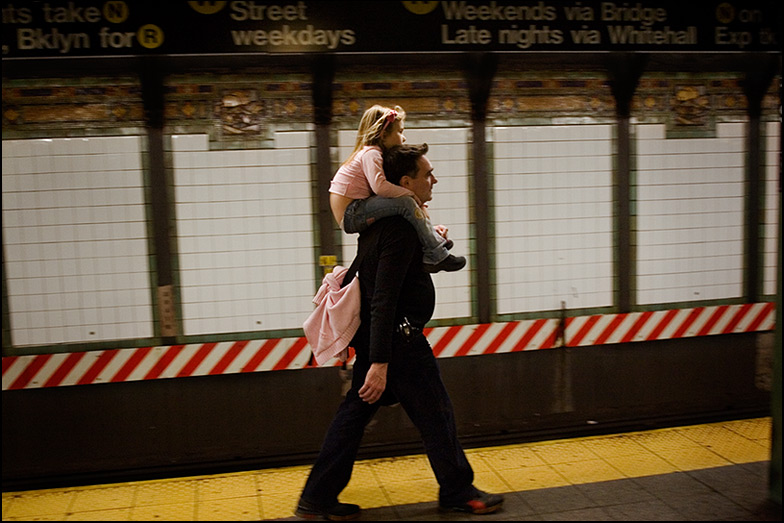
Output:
[402, 1, 439, 15]
[103, 1, 129, 23]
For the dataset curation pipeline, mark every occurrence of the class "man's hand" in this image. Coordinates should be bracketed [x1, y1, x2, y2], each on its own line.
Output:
[359, 363, 388, 404]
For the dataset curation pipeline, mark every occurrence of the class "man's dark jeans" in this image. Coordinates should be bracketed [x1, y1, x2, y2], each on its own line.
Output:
[300, 332, 477, 507]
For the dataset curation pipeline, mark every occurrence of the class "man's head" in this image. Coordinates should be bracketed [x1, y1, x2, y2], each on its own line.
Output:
[383, 143, 438, 204]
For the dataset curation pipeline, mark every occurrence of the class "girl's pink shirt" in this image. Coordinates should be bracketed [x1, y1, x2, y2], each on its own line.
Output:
[329, 145, 413, 200]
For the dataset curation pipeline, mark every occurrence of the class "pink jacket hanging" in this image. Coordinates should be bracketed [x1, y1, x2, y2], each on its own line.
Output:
[303, 266, 361, 366]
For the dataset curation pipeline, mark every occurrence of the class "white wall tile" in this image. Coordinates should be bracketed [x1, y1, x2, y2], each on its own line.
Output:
[173, 132, 317, 335]
[635, 122, 747, 304]
[491, 124, 614, 314]
[763, 120, 781, 296]
[1, 136, 154, 346]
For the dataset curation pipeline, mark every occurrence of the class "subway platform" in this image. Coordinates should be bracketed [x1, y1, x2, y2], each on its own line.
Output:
[2, 417, 780, 521]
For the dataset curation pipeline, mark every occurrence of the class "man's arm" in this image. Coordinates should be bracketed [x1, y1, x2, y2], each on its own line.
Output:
[359, 219, 419, 403]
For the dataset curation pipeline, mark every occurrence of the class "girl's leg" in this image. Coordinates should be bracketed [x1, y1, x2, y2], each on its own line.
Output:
[348, 196, 450, 264]
[341, 199, 370, 234]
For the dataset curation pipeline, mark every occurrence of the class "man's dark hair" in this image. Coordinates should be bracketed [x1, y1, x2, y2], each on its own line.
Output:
[383, 143, 429, 186]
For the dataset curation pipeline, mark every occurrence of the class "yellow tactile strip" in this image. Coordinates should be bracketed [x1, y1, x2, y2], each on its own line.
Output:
[1, 417, 772, 521]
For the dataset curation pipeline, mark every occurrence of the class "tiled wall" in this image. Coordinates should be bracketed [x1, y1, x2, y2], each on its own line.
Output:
[2, 136, 153, 346]
[634, 122, 746, 304]
[172, 132, 315, 335]
[492, 125, 614, 314]
[764, 121, 781, 297]
[1, 71, 779, 353]
[337, 127, 473, 321]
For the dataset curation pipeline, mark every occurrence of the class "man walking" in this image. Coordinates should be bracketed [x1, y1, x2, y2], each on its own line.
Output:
[295, 143, 504, 520]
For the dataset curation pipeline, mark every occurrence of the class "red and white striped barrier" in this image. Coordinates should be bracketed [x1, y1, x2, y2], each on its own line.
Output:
[2, 303, 775, 390]
[566, 302, 775, 347]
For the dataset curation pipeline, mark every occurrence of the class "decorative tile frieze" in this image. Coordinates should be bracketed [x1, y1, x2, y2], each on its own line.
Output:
[489, 75, 615, 120]
[2, 78, 143, 136]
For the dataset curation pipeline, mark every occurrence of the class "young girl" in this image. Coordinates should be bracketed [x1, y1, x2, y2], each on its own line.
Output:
[329, 105, 465, 273]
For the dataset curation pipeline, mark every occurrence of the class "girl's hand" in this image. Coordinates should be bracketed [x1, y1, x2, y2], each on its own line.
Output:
[434, 224, 448, 239]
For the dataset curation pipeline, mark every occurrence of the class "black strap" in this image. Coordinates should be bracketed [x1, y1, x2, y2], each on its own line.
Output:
[340, 236, 371, 289]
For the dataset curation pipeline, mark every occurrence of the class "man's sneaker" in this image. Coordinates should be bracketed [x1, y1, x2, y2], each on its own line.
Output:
[444, 238, 454, 250]
[294, 499, 360, 521]
[440, 490, 504, 515]
[424, 254, 466, 273]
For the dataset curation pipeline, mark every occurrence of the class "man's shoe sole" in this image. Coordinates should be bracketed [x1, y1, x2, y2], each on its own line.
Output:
[423, 255, 466, 273]
[439, 499, 503, 515]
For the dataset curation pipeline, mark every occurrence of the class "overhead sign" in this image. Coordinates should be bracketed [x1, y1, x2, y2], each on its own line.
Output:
[2, 1, 780, 59]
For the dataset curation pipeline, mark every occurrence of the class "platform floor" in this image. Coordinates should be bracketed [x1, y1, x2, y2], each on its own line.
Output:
[2, 417, 780, 521]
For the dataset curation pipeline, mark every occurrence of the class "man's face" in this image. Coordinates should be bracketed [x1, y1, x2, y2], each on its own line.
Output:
[403, 155, 437, 204]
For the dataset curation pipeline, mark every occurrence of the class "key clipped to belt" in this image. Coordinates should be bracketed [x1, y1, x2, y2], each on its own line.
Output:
[400, 317, 413, 338]
[398, 316, 423, 341]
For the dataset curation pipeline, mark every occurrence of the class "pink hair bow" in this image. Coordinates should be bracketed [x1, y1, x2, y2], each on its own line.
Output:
[382, 109, 398, 131]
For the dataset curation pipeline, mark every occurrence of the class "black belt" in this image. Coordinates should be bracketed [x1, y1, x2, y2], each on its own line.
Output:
[396, 317, 423, 340]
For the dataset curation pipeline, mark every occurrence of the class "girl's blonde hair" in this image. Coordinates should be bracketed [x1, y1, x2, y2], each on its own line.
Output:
[344, 104, 406, 164]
